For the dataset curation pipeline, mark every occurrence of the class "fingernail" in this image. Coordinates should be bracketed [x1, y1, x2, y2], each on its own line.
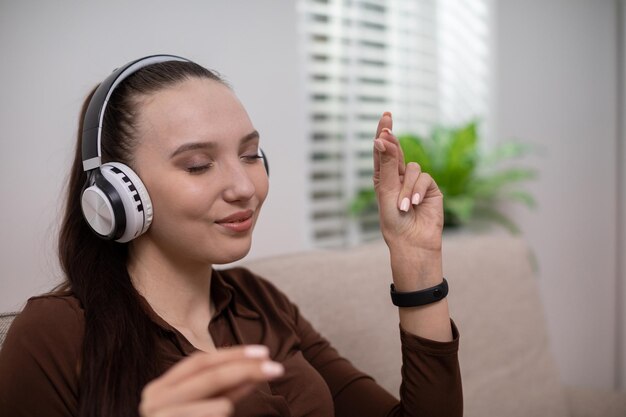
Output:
[400, 197, 410, 212]
[383, 111, 392, 117]
[412, 193, 420, 205]
[244, 345, 269, 358]
[261, 361, 284, 377]
[374, 139, 386, 152]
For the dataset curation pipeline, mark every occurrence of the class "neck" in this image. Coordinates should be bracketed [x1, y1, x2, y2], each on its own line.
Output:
[127, 238, 214, 328]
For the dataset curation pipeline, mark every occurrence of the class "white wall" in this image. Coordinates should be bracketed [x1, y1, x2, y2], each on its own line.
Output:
[0, 1, 309, 312]
[495, 0, 622, 389]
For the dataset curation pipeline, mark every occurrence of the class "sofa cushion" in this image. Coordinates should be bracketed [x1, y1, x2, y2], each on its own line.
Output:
[243, 233, 570, 417]
[443, 233, 569, 417]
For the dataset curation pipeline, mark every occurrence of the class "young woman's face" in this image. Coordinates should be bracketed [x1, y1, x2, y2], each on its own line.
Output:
[131, 77, 269, 265]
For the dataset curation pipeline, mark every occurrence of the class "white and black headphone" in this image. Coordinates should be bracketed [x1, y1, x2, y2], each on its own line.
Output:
[80, 54, 268, 243]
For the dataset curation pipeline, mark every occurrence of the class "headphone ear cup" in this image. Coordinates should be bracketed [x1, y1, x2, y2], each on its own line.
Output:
[100, 162, 153, 243]
[82, 162, 153, 243]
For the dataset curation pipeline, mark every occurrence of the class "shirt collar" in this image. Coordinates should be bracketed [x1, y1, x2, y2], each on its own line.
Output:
[212, 268, 260, 320]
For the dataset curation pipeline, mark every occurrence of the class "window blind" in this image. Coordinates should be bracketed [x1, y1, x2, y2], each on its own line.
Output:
[298, 0, 493, 247]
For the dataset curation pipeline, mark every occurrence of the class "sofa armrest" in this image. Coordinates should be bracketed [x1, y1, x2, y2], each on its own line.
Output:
[564, 385, 626, 417]
[0, 312, 19, 349]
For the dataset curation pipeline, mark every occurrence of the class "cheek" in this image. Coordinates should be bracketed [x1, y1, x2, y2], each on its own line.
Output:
[254, 173, 270, 206]
[147, 176, 219, 221]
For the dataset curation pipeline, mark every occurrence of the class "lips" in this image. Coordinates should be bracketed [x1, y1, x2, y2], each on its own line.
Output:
[216, 210, 254, 224]
[215, 209, 254, 233]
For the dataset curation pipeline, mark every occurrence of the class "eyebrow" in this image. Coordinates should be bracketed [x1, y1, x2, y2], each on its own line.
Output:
[169, 130, 260, 158]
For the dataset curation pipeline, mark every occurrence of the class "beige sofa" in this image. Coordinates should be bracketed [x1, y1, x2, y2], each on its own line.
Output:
[1, 233, 625, 416]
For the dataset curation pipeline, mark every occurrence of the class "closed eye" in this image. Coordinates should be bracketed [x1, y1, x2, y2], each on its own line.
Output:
[187, 165, 211, 174]
[241, 154, 263, 163]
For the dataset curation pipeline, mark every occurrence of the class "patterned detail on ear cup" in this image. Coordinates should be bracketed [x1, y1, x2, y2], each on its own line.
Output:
[100, 162, 153, 243]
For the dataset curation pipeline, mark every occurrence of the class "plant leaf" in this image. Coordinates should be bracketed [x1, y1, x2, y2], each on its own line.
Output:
[439, 122, 478, 196]
[399, 135, 433, 174]
[444, 195, 475, 223]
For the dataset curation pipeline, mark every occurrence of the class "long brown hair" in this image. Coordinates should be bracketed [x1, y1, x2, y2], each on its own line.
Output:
[57, 60, 223, 417]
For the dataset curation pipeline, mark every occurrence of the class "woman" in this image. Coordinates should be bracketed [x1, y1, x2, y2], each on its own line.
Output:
[0, 55, 461, 417]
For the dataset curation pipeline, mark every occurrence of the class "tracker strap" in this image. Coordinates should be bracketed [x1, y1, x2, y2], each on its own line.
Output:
[390, 278, 448, 307]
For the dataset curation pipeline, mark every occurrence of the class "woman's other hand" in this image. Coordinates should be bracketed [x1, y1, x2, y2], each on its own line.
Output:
[139, 345, 283, 417]
[373, 112, 444, 254]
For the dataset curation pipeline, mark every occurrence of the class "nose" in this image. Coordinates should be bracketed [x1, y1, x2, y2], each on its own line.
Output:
[221, 160, 256, 203]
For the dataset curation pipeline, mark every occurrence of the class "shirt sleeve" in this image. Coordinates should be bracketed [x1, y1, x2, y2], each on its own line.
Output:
[291, 299, 463, 417]
[0, 295, 83, 417]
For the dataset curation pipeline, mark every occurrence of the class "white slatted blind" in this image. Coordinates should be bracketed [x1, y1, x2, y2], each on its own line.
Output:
[298, 0, 492, 247]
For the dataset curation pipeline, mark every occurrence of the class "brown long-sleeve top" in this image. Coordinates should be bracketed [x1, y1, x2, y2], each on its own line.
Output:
[0, 267, 462, 417]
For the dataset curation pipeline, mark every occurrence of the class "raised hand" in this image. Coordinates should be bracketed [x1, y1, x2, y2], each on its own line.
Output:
[373, 112, 452, 342]
[373, 112, 444, 253]
[139, 345, 283, 417]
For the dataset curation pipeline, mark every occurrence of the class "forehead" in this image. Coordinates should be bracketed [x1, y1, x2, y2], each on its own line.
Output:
[135, 77, 254, 151]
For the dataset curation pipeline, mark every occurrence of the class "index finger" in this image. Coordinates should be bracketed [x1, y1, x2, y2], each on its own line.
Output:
[143, 356, 284, 412]
[173, 358, 283, 403]
[375, 111, 393, 139]
[374, 112, 393, 177]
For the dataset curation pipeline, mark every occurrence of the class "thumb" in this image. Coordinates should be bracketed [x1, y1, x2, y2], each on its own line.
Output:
[374, 128, 401, 196]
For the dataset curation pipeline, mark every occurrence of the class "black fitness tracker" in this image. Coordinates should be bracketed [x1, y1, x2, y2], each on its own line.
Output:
[390, 278, 449, 307]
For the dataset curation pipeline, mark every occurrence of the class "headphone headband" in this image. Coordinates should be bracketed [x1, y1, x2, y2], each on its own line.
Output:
[81, 54, 190, 171]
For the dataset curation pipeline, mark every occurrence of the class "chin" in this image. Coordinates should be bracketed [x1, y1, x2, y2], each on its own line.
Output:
[209, 241, 253, 265]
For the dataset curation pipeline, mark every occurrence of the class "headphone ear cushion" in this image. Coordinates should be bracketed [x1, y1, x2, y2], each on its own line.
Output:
[99, 162, 153, 242]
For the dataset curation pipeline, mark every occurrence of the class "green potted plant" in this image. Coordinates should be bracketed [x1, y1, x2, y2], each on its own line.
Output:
[351, 120, 537, 233]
